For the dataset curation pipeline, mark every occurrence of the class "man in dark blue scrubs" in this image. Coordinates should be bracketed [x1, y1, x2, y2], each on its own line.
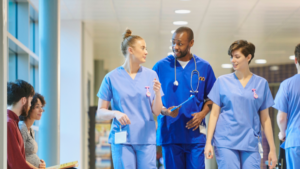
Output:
[153, 27, 216, 169]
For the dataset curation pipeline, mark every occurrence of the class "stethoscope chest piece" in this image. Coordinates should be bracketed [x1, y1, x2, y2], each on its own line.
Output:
[173, 80, 179, 86]
[173, 55, 200, 94]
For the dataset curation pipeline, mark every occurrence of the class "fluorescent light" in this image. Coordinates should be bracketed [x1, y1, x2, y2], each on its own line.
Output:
[170, 39, 172, 43]
[290, 55, 295, 60]
[175, 10, 191, 14]
[173, 21, 188, 25]
[168, 52, 174, 56]
[270, 66, 279, 71]
[221, 64, 233, 69]
[169, 46, 172, 50]
[171, 30, 175, 34]
[255, 59, 267, 64]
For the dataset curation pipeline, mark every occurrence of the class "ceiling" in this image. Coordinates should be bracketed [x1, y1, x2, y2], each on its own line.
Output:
[31, 0, 300, 77]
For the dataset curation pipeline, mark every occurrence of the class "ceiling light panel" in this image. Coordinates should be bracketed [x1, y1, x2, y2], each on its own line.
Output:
[173, 21, 188, 25]
[221, 64, 233, 69]
[255, 59, 267, 64]
[175, 10, 191, 14]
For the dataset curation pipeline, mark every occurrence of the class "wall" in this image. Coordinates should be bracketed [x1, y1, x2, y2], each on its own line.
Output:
[60, 20, 83, 168]
[81, 22, 95, 169]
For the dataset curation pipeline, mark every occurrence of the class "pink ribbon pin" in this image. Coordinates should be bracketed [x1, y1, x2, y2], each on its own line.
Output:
[145, 86, 151, 97]
[252, 89, 258, 99]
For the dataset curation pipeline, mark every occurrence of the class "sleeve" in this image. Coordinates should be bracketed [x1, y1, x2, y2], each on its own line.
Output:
[7, 123, 33, 169]
[259, 81, 275, 111]
[152, 63, 159, 75]
[97, 75, 113, 101]
[19, 125, 28, 144]
[273, 82, 288, 113]
[207, 78, 221, 107]
[204, 65, 216, 99]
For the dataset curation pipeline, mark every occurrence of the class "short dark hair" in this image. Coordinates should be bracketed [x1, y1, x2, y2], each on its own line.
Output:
[228, 40, 255, 64]
[174, 27, 194, 42]
[20, 93, 46, 121]
[7, 80, 35, 106]
[294, 43, 300, 65]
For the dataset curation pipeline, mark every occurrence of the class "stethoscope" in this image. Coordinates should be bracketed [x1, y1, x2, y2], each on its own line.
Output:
[173, 54, 200, 95]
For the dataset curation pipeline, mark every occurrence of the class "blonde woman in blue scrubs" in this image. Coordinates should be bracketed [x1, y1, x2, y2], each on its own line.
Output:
[204, 40, 277, 169]
[96, 29, 163, 169]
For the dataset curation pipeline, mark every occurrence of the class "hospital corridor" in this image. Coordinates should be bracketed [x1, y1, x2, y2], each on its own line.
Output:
[1, 0, 300, 169]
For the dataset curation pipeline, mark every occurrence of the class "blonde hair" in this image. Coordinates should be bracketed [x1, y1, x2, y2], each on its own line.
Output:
[121, 29, 143, 56]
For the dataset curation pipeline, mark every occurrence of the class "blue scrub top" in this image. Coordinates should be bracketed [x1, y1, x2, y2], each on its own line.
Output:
[208, 73, 274, 151]
[273, 74, 300, 149]
[97, 66, 164, 145]
[153, 54, 216, 145]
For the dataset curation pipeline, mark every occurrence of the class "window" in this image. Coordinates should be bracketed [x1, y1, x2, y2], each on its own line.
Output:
[7, 0, 40, 140]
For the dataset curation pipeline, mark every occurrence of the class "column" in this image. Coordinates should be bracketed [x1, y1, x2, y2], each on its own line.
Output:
[60, 20, 82, 167]
[38, 0, 60, 166]
[0, 0, 8, 168]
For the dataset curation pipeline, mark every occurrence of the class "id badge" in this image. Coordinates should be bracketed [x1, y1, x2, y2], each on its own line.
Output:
[258, 142, 263, 159]
[115, 125, 127, 144]
[115, 131, 127, 144]
[199, 124, 206, 135]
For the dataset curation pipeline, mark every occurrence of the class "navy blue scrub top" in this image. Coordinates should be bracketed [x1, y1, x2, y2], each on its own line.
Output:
[153, 54, 216, 145]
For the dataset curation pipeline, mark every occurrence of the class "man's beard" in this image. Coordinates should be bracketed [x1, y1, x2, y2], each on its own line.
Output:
[20, 100, 29, 117]
[174, 48, 189, 59]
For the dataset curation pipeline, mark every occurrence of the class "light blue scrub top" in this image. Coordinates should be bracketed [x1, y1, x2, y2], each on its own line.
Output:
[273, 74, 300, 149]
[208, 73, 274, 151]
[97, 66, 164, 145]
[153, 54, 216, 145]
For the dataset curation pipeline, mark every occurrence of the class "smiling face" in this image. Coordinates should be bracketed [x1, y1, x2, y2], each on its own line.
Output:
[231, 49, 252, 71]
[29, 98, 44, 120]
[128, 39, 148, 64]
[172, 32, 194, 59]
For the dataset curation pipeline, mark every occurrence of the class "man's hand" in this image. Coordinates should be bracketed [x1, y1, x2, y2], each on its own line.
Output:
[167, 106, 180, 118]
[161, 106, 181, 118]
[186, 111, 206, 131]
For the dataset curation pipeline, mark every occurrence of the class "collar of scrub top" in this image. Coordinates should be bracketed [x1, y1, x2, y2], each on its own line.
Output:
[145, 86, 151, 97]
[173, 54, 200, 95]
[252, 89, 258, 99]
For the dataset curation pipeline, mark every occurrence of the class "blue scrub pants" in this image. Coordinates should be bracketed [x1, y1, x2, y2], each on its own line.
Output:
[286, 146, 300, 169]
[111, 144, 156, 169]
[162, 144, 205, 169]
[214, 147, 260, 169]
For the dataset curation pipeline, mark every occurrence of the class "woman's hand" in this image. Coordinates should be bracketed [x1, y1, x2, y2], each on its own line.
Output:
[204, 143, 214, 159]
[153, 78, 161, 94]
[39, 159, 46, 169]
[114, 111, 131, 125]
[268, 150, 277, 169]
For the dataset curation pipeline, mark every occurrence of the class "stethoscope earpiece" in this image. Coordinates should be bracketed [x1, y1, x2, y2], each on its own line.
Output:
[173, 80, 179, 86]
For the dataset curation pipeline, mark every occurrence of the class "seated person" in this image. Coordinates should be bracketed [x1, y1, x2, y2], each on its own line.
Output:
[7, 80, 35, 169]
[19, 93, 46, 169]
